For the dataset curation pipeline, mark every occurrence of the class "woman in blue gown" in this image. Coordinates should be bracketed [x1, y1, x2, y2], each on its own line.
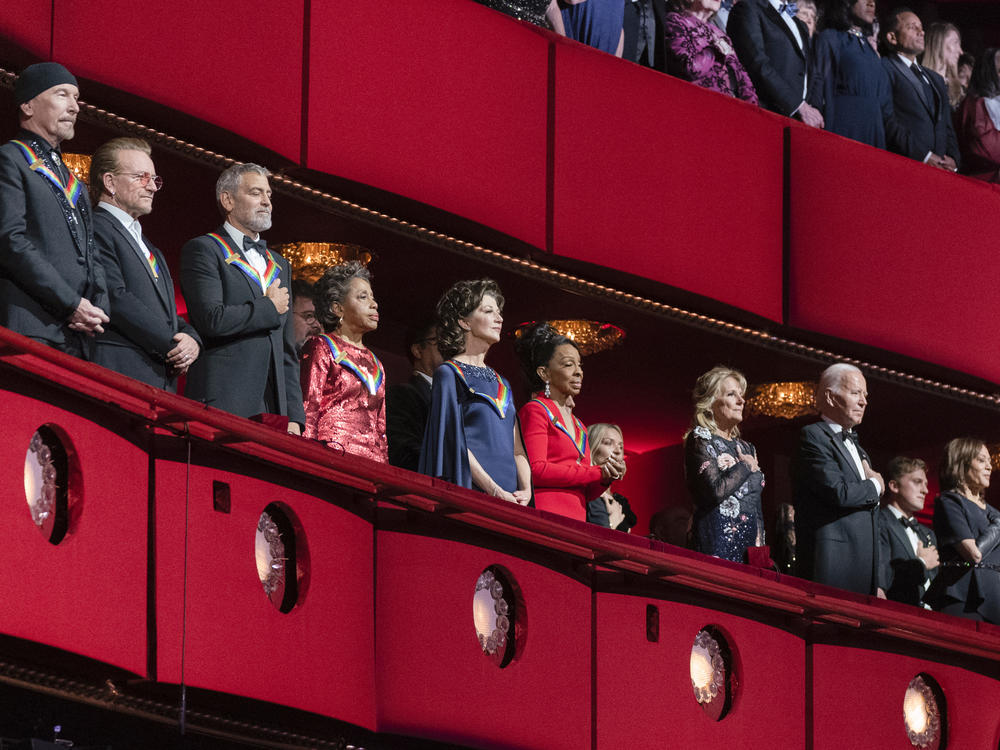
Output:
[814, 0, 893, 148]
[419, 279, 532, 505]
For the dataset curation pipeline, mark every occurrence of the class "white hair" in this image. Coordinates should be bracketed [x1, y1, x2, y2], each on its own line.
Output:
[817, 363, 862, 402]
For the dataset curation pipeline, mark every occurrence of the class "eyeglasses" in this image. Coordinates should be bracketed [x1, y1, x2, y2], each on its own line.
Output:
[116, 171, 163, 190]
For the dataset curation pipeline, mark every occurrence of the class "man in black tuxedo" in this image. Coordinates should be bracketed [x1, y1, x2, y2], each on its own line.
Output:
[729, 0, 825, 127]
[881, 8, 959, 171]
[623, 0, 669, 70]
[180, 164, 304, 433]
[793, 363, 885, 596]
[0, 62, 108, 356]
[386, 320, 442, 472]
[878, 456, 939, 608]
[90, 138, 201, 390]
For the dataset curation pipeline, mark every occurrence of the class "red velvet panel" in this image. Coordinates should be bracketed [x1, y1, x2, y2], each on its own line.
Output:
[306, 0, 550, 250]
[0, 389, 147, 674]
[50, 0, 304, 161]
[596, 592, 806, 747]
[788, 127, 1000, 384]
[375, 530, 591, 750]
[552, 44, 786, 322]
[155, 458, 375, 728]
[811, 643, 1000, 749]
[0, 6, 51, 59]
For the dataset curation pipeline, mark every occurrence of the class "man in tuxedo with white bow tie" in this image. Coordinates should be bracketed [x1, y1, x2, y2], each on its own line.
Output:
[793, 363, 885, 595]
[180, 163, 303, 433]
[91, 138, 200, 391]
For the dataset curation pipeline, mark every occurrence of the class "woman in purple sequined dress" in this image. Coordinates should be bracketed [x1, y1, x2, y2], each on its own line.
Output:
[663, 0, 759, 103]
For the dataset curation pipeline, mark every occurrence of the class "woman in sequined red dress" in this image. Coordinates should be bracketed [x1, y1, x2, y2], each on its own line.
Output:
[300, 261, 387, 462]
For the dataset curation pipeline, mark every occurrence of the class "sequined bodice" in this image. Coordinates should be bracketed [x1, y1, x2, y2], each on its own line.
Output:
[474, 0, 551, 26]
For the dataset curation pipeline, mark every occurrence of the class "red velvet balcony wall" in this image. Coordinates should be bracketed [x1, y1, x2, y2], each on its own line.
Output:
[306, 0, 550, 250]
[51, 0, 304, 161]
[0, 6, 52, 60]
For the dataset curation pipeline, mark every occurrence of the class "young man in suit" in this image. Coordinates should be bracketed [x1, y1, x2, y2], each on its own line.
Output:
[878, 456, 939, 608]
[386, 320, 442, 472]
[180, 164, 304, 434]
[91, 138, 200, 390]
[881, 8, 960, 171]
[0, 62, 109, 356]
[728, 0, 825, 127]
[793, 363, 886, 596]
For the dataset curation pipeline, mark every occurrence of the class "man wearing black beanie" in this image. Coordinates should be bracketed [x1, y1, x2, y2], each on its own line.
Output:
[0, 62, 108, 356]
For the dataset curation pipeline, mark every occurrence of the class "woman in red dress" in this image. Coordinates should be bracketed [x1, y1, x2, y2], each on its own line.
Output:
[300, 261, 387, 462]
[515, 323, 624, 520]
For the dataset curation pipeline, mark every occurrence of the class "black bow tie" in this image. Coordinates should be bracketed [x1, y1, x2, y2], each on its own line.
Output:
[900, 516, 920, 531]
[841, 429, 859, 446]
[242, 236, 266, 255]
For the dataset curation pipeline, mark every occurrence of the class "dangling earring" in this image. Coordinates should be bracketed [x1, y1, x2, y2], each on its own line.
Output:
[544, 381, 551, 398]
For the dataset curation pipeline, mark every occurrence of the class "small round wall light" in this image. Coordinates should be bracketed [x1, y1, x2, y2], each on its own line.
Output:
[689, 626, 736, 721]
[254, 503, 308, 613]
[903, 674, 945, 749]
[473, 566, 524, 668]
[24, 425, 78, 545]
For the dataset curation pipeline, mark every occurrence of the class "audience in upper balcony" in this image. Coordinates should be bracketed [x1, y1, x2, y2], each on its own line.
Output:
[90, 137, 201, 391]
[290, 279, 320, 358]
[880, 9, 959, 172]
[922, 22, 965, 111]
[0, 62, 109, 358]
[301, 262, 387, 462]
[796, 0, 819, 38]
[561, 0, 626, 56]
[684, 366, 765, 563]
[878, 456, 939, 609]
[955, 48, 1000, 183]
[516, 323, 623, 521]
[728, 0, 824, 127]
[926, 438, 1000, 623]
[587, 423, 637, 531]
[180, 164, 303, 433]
[472, 0, 569, 34]
[623, 0, 668, 68]
[813, 0, 892, 150]
[419, 279, 532, 505]
[793, 363, 884, 596]
[386, 319, 442, 472]
[663, 0, 759, 103]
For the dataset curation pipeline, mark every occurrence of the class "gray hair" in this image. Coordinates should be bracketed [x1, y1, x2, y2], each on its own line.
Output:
[817, 363, 862, 401]
[215, 163, 271, 215]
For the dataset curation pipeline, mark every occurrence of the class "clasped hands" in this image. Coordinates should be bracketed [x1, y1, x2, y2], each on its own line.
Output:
[600, 454, 627, 484]
[67, 297, 109, 335]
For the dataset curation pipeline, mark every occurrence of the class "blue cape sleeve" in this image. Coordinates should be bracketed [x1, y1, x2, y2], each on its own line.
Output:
[418, 364, 471, 489]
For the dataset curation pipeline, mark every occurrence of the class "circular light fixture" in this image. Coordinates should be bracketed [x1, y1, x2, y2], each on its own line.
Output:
[274, 242, 373, 283]
[512, 320, 625, 356]
[689, 627, 735, 721]
[24, 425, 77, 545]
[254, 503, 308, 613]
[903, 674, 945, 749]
[745, 381, 818, 420]
[473, 566, 523, 668]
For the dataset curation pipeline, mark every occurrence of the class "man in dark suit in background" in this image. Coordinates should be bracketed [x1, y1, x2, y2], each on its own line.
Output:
[881, 8, 959, 171]
[180, 163, 304, 433]
[729, 0, 825, 127]
[386, 320, 442, 472]
[90, 137, 200, 390]
[623, 0, 668, 70]
[878, 456, 939, 608]
[793, 363, 885, 596]
[291, 279, 321, 358]
[0, 62, 108, 356]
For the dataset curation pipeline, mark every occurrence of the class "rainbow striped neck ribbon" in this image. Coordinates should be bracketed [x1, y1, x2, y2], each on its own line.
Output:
[320, 334, 384, 395]
[11, 139, 84, 208]
[206, 232, 280, 294]
[445, 359, 512, 419]
[530, 397, 588, 459]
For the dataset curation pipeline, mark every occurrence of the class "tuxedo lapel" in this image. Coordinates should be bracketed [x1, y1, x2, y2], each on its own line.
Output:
[763, 2, 805, 59]
[101, 208, 172, 314]
[822, 422, 864, 479]
[887, 516, 917, 559]
[894, 57, 934, 116]
[216, 226, 266, 298]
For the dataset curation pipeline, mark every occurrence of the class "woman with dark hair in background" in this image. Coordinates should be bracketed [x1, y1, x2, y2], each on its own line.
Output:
[588, 423, 637, 532]
[814, 0, 893, 148]
[927, 438, 1000, 623]
[683, 366, 765, 562]
[515, 323, 624, 521]
[419, 279, 531, 505]
[956, 48, 1000, 182]
[300, 261, 387, 462]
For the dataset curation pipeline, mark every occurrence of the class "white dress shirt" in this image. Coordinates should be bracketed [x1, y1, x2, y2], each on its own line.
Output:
[99, 200, 150, 255]
[224, 221, 267, 278]
[821, 416, 882, 495]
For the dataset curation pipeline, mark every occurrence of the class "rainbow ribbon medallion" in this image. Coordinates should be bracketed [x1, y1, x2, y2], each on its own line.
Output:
[445, 360, 512, 419]
[320, 334, 384, 395]
[530, 398, 588, 458]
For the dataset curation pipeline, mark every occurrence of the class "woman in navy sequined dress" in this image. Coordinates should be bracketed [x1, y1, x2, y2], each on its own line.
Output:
[473, 0, 569, 34]
[683, 366, 765, 563]
[419, 279, 532, 505]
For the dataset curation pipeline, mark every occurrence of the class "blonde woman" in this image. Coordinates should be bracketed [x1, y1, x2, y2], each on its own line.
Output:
[683, 366, 764, 562]
[586, 423, 637, 532]
[923, 22, 966, 109]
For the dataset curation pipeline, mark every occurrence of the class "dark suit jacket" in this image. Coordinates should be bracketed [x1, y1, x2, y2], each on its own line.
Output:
[878, 506, 938, 607]
[623, 0, 670, 70]
[179, 227, 304, 424]
[883, 55, 960, 164]
[792, 420, 881, 595]
[0, 131, 107, 350]
[386, 373, 433, 472]
[729, 0, 818, 117]
[92, 207, 201, 391]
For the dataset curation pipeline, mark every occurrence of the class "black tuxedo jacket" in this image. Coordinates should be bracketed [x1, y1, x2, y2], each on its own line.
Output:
[0, 132, 108, 351]
[729, 0, 819, 117]
[386, 373, 433, 472]
[878, 506, 938, 607]
[179, 227, 304, 424]
[92, 207, 201, 391]
[883, 56, 960, 164]
[792, 420, 881, 595]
